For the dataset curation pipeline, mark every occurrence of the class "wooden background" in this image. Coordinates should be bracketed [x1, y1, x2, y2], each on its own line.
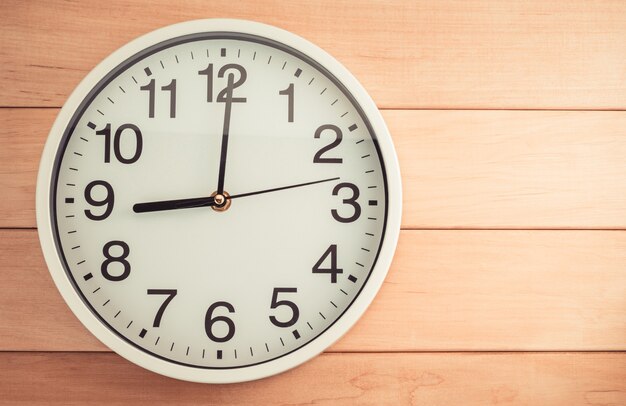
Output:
[1, 1, 625, 404]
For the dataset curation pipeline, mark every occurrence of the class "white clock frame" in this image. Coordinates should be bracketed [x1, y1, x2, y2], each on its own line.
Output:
[36, 19, 402, 383]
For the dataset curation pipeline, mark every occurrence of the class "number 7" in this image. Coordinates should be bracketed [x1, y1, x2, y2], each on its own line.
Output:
[147, 289, 177, 327]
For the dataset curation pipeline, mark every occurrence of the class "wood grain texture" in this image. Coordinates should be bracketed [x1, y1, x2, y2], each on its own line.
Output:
[2, 1, 626, 401]
[2, 0, 626, 109]
[1, 352, 624, 405]
[2, 229, 625, 352]
[3, 109, 626, 229]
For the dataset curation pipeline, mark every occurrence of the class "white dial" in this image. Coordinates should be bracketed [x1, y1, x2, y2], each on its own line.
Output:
[37, 20, 401, 383]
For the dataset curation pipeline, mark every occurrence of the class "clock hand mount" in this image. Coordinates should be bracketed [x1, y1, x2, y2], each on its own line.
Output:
[133, 177, 341, 214]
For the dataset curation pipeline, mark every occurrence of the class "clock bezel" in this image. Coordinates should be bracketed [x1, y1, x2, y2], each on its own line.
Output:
[36, 19, 402, 383]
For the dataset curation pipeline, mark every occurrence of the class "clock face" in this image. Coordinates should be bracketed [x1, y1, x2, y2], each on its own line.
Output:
[38, 20, 401, 383]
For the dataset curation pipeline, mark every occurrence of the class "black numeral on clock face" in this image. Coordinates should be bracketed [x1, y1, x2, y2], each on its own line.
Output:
[279, 83, 294, 122]
[140, 79, 177, 118]
[205, 301, 236, 343]
[269, 288, 299, 328]
[95, 123, 143, 164]
[314, 124, 343, 163]
[198, 63, 247, 103]
[147, 289, 177, 327]
[331, 182, 361, 223]
[313, 244, 343, 283]
[84, 180, 114, 221]
[101, 240, 131, 281]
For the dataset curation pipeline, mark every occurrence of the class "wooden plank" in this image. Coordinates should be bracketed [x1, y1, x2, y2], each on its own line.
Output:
[1, 229, 625, 352]
[2, 1, 626, 109]
[4, 109, 626, 229]
[0, 352, 624, 405]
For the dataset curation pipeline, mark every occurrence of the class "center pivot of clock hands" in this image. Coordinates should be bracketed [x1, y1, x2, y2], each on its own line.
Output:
[210, 191, 231, 212]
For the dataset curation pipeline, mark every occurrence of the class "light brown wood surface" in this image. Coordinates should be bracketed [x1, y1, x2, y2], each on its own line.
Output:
[2, 1, 626, 109]
[4, 109, 626, 229]
[1, 229, 625, 352]
[1, 0, 625, 404]
[1, 352, 624, 405]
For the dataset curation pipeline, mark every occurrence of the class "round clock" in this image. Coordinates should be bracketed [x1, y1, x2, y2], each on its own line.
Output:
[37, 19, 401, 383]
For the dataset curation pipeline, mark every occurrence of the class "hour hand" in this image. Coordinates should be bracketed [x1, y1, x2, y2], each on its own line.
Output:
[133, 196, 216, 213]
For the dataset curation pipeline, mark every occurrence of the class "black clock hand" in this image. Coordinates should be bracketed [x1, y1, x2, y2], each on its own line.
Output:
[228, 177, 340, 200]
[133, 196, 216, 213]
[133, 177, 340, 213]
[216, 73, 235, 194]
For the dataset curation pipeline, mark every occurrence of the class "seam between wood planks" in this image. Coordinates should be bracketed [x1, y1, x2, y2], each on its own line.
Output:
[1, 106, 626, 112]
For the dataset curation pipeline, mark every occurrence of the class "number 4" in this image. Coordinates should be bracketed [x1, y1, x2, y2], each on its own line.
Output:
[312, 244, 343, 283]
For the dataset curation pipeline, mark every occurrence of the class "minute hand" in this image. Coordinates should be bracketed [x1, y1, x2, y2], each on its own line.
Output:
[133, 177, 340, 214]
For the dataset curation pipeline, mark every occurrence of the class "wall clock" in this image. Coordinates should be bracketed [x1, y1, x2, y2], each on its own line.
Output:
[36, 19, 401, 383]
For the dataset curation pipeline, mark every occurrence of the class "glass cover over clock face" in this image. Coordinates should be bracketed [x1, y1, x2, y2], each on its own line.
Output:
[51, 33, 388, 369]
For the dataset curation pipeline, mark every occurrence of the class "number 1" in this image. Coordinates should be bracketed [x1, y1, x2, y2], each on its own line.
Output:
[279, 83, 294, 122]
